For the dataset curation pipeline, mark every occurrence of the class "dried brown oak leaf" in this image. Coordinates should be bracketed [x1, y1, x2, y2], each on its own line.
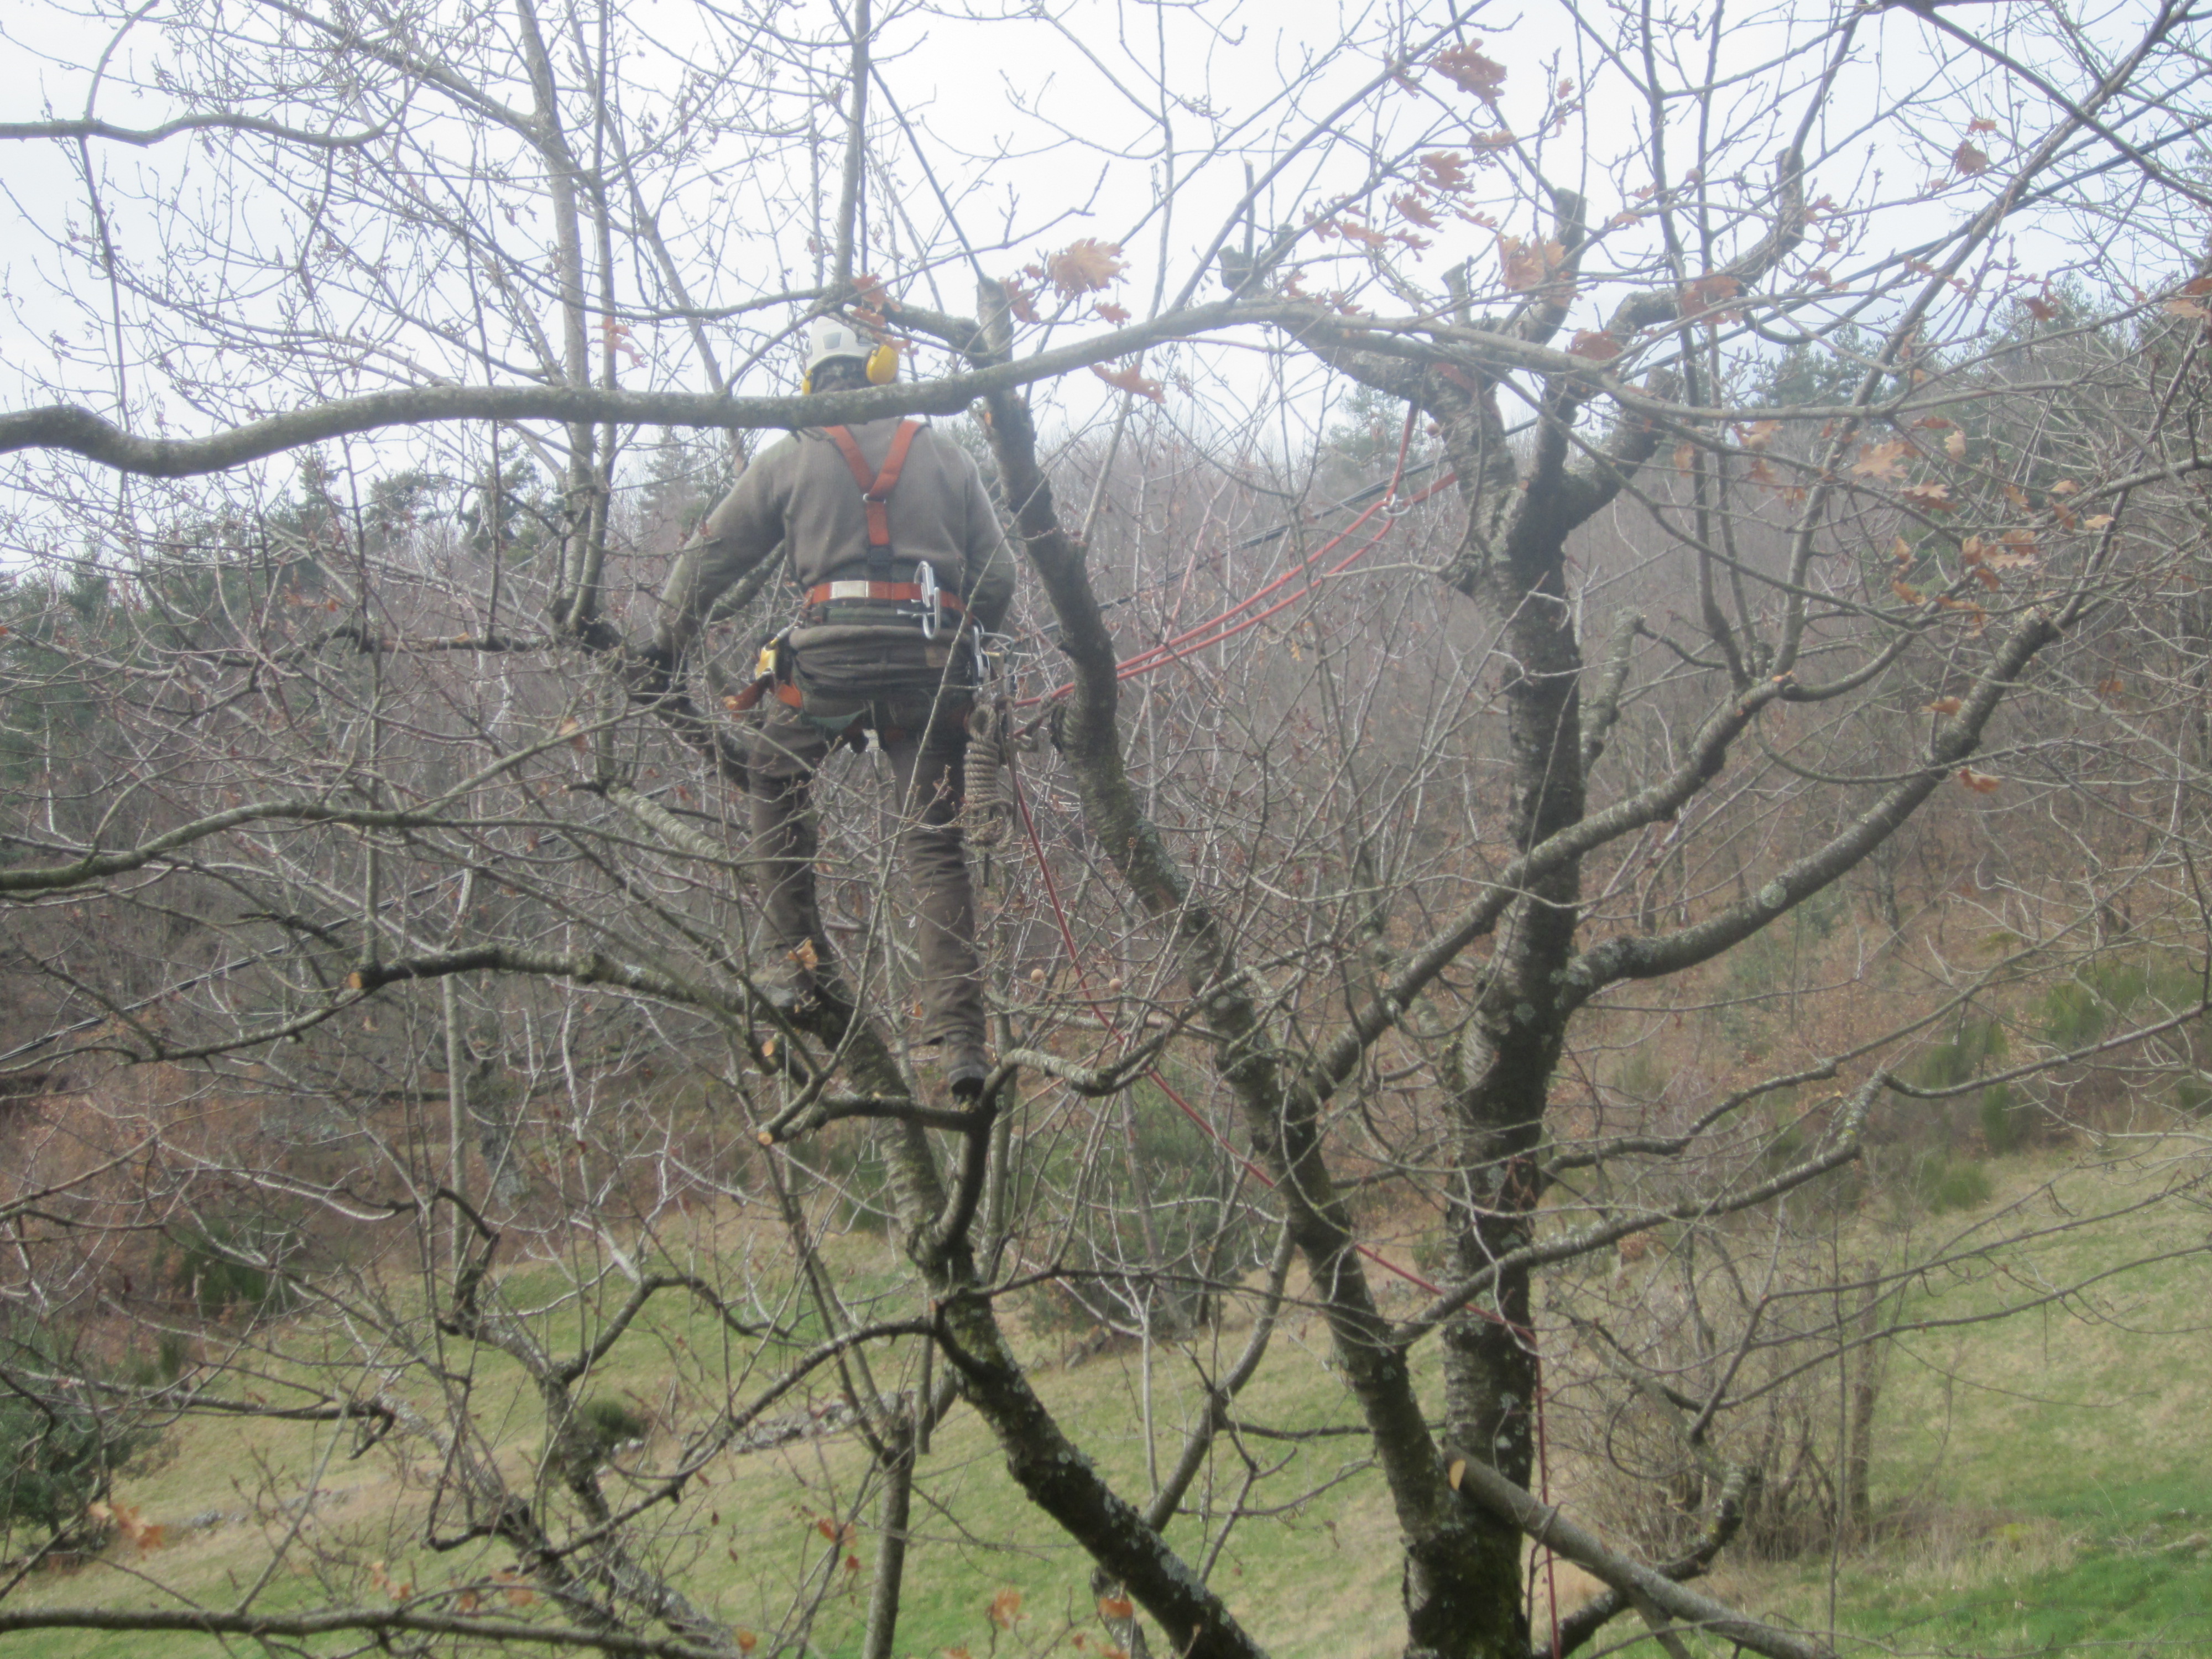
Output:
[1093, 360, 1166, 403]
[1394, 191, 1441, 229]
[1851, 440, 1910, 481]
[88, 1501, 165, 1552]
[1498, 234, 1568, 293]
[1433, 43, 1507, 101]
[1047, 239, 1126, 298]
[1420, 150, 1470, 192]
[1679, 272, 1741, 318]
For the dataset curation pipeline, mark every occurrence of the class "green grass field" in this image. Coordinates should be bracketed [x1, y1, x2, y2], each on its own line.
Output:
[1692, 1136, 2212, 1659]
[4, 1139, 2206, 1659]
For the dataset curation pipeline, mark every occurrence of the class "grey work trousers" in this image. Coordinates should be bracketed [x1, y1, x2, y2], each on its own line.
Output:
[743, 691, 986, 1050]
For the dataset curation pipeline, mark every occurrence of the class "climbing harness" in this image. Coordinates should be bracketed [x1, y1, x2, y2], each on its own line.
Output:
[721, 420, 990, 745]
[802, 575, 965, 637]
[801, 420, 966, 638]
[825, 419, 919, 580]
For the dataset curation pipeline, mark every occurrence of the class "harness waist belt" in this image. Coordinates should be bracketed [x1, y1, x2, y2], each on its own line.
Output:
[805, 581, 966, 609]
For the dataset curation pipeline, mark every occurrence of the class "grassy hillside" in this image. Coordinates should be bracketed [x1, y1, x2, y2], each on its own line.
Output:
[5, 1139, 2206, 1659]
[1725, 1136, 2212, 1658]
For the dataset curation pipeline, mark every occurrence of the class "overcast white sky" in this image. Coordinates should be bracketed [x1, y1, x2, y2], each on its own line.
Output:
[0, 0, 2198, 546]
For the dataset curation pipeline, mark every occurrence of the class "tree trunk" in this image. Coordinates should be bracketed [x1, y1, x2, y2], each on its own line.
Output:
[1428, 408, 1590, 1657]
[860, 1416, 914, 1659]
[1843, 1279, 1882, 1538]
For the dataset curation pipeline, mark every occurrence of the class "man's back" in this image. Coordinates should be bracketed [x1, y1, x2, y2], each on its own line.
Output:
[659, 417, 1014, 672]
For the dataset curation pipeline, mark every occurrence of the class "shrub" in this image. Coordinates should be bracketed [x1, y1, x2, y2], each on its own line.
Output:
[1611, 1047, 1670, 1104]
[125, 1331, 193, 1389]
[2041, 951, 2201, 1051]
[1918, 1017, 2005, 1092]
[166, 1218, 302, 1319]
[577, 1397, 650, 1449]
[1979, 1083, 2028, 1154]
[1562, 1240, 1893, 1563]
[0, 1331, 161, 1545]
[1915, 1155, 1994, 1213]
[1026, 1077, 1246, 1337]
[810, 1128, 891, 1235]
[2173, 1073, 2212, 1118]
[1410, 1214, 1453, 1277]
[0, 1400, 121, 1541]
[2041, 979, 2106, 1049]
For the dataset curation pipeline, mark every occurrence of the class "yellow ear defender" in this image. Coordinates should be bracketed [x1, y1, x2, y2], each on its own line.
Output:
[802, 318, 901, 394]
[801, 343, 896, 393]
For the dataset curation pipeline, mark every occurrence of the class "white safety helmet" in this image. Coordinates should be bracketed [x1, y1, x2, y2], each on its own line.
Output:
[805, 317, 871, 376]
[803, 316, 899, 389]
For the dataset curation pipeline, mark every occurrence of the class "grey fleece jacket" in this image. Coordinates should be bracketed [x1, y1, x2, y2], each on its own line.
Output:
[656, 418, 1016, 668]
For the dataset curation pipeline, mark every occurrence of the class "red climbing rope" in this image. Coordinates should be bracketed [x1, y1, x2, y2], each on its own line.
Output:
[1015, 471, 1461, 709]
[1381, 398, 1421, 517]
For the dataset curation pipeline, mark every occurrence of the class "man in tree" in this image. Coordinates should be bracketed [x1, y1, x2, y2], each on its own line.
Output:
[653, 316, 1015, 1099]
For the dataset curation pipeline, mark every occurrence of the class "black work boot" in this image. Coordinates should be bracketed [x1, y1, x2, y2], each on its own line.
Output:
[946, 1044, 992, 1103]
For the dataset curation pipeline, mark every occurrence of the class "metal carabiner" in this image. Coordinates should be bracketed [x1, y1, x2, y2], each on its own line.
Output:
[915, 560, 942, 640]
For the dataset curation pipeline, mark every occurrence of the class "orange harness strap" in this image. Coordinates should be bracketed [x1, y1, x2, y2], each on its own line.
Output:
[823, 420, 922, 576]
